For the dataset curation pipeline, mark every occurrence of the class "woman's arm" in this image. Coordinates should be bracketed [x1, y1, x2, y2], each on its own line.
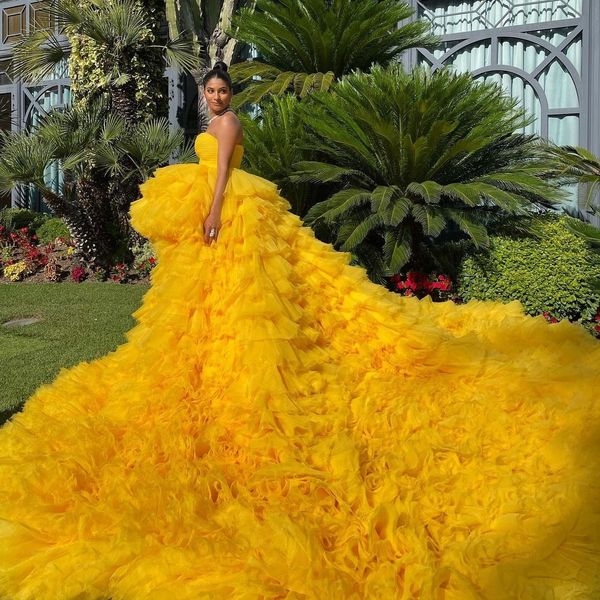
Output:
[203, 116, 242, 245]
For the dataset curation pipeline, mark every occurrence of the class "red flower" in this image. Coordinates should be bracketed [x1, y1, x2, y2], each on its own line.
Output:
[148, 257, 156, 264]
[70, 265, 87, 283]
[542, 311, 559, 324]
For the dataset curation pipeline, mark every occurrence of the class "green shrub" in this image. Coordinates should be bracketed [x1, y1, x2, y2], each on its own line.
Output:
[0, 208, 47, 232]
[457, 215, 600, 321]
[36, 218, 71, 244]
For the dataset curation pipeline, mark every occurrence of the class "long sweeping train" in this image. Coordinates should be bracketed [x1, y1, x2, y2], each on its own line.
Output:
[0, 132, 599, 599]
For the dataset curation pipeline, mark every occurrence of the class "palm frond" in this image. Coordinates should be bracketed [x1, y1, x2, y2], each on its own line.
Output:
[10, 31, 66, 83]
[162, 33, 201, 74]
[340, 212, 384, 251]
[0, 130, 58, 190]
[229, 0, 437, 104]
[291, 161, 366, 184]
[304, 188, 371, 224]
[411, 204, 446, 237]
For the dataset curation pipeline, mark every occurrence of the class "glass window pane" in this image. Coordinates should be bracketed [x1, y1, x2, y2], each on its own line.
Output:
[0, 59, 12, 85]
[548, 115, 579, 146]
[498, 39, 548, 71]
[538, 59, 579, 108]
[0, 92, 11, 131]
[445, 42, 491, 72]
[420, 1, 583, 34]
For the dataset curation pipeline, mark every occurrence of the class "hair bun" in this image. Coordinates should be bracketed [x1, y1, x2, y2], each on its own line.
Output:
[213, 61, 228, 72]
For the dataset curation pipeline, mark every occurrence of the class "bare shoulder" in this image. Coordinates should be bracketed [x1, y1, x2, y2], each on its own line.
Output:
[214, 111, 243, 145]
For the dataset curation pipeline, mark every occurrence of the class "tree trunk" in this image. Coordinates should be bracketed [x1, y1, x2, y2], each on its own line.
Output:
[111, 79, 140, 128]
[108, 69, 142, 260]
[41, 188, 112, 268]
[75, 175, 117, 265]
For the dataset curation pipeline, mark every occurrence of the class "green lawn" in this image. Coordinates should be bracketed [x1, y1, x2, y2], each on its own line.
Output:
[0, 283, 148, 424]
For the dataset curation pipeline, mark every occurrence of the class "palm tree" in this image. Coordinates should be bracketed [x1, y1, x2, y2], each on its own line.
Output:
[11, 0, 199, 125]
[228, 0, 438, 107]
[10, 0, 199, 249]
[295, 64, 563, 283]
[0, 102, 195, 267]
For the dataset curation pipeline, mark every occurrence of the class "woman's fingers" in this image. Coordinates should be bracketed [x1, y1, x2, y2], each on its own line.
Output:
[204, 224, 219, 245]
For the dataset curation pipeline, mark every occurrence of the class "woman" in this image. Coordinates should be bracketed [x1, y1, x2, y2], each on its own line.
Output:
[0, 62, 599, 599]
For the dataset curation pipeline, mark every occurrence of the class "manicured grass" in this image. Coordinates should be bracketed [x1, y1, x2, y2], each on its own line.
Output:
[0, 283, 148, 424]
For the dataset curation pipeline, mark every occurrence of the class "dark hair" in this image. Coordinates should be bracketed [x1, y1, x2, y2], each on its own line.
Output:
[202, 61, 232, 90]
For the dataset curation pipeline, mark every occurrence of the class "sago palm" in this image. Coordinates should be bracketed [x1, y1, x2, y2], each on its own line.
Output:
[228, 0, 438, 107]
[240, 95, 325, 216]
[547, 145, 600, 244]
[295, 64, 563, 283]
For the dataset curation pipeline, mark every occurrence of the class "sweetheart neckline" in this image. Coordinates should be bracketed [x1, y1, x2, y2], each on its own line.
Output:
[200, 131, 244, 149]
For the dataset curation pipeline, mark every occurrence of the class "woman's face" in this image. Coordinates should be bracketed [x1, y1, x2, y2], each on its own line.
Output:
[203, 77, 232, 113]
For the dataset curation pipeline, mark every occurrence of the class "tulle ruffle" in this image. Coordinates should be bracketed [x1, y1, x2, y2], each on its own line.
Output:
[1, 161, 600, 599]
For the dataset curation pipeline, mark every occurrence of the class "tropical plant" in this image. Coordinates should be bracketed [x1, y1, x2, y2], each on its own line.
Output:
[240, 95, 324, 215]
[165, 0, 250, 129]
[68, 0, 168, 122]
[0, 101, 195, 266]
[296, 64, 564, 283]
[11, 0, 199, 125]
[547, 145, 600, 244]
[9, 0, 200, 253]
[550, 145, 600, 209]
[228, 0, 438, 107]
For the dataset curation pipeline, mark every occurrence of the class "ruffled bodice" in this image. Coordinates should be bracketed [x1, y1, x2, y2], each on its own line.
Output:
[194, 132, 245, 169]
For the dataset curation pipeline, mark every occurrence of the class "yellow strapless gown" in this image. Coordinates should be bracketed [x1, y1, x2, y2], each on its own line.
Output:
[1, 132, 600, 600]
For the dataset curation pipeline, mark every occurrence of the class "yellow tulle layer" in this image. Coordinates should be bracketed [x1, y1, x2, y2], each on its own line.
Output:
[1, 157, 600, 600]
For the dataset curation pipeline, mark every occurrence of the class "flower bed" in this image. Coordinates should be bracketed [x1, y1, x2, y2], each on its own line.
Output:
[387, 271, 600, 338]
[0, 226, 155, 284]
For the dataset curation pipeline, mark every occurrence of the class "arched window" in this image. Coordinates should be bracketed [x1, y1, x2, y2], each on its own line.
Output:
[407, 0, 598, 210]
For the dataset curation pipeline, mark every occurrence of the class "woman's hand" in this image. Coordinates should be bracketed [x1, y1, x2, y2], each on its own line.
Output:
[203, 209, 222, 245]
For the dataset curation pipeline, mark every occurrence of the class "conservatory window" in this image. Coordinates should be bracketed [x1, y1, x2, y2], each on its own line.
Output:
[417, 1, 584, 147]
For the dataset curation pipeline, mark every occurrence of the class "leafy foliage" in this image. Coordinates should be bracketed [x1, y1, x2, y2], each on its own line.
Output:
[11, 0, 199, 122]
[0, 208, 48, 232]
[229, 0, 438, 106]
[546, 144, 600, 244]
[457, 215, 600, 322]
[68, 0, 168, 121]
[240, 95, 328, 216]
[36, 218, 72, 244]
[0, 101, 194, 266]
[548, 145, 600, 211]
[296, 64, 563, 283]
